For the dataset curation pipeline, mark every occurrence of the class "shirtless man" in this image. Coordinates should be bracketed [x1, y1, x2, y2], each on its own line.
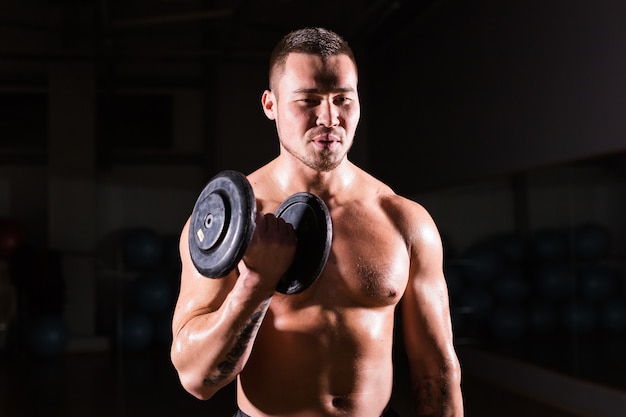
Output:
[171, 27, 463, 417]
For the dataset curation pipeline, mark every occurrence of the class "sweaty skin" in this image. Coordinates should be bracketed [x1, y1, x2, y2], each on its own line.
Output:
[171, 52, 463, 416]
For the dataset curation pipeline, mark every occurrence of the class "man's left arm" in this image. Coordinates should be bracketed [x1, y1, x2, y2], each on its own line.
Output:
[400, 204, 463, 417]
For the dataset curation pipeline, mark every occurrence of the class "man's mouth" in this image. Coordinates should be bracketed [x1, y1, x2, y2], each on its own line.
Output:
[312, 132, 341, 146]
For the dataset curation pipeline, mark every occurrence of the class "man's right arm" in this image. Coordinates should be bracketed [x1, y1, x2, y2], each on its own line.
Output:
[170, 214, 295, 400]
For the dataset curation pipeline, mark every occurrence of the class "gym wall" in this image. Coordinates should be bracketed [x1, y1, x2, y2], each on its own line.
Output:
[367, 0, 626, 193]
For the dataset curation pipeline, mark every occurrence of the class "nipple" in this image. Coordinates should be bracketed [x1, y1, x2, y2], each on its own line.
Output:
[331, 396, 351, 410]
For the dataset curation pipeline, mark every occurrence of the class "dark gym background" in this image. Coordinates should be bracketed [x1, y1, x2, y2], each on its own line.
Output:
[1, 1, 626, 416]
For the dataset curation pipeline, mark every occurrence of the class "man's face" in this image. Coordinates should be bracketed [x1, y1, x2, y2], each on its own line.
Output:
[262, 52, 360, 172]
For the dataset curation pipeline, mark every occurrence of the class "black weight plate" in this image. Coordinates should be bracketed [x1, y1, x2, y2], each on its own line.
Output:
[274, 193, 332, 294]
[188, 170, 256, 277]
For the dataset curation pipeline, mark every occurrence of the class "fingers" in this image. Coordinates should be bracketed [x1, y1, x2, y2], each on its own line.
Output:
[241, 212, 297, 283]
[255, 212, 296, 240]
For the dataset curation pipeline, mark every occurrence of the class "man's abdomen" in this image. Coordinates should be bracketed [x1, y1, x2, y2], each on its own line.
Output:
[237, 305, 395, 416]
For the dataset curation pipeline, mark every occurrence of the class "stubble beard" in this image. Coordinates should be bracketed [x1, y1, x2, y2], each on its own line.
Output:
[281, 139, 349, 172]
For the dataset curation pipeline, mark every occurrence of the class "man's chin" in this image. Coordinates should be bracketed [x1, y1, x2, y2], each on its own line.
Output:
[306, 157, 342, 172]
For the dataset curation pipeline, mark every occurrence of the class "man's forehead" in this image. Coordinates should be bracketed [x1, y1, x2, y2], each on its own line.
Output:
[284, 52, 355, 71]
[282, 53, 357, 92]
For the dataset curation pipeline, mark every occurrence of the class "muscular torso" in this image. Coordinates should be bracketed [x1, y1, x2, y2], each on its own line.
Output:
[238, 174, 411, 417]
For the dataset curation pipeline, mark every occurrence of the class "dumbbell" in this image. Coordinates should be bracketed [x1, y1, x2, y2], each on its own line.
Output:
[188, 170, 332, 294]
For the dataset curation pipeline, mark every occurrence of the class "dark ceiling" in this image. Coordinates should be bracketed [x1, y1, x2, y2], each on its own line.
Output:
[1, 0, 437, 69]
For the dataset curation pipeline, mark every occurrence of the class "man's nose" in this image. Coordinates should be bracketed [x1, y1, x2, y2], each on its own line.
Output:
[316, 100, 339, 127]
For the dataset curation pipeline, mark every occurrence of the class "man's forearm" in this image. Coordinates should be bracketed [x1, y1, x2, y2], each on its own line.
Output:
[413, 374, 463, 417]
[203, 296, 271, 387]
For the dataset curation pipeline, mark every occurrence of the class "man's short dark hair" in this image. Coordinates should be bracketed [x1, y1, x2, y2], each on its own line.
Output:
[268, 27, 356, 90]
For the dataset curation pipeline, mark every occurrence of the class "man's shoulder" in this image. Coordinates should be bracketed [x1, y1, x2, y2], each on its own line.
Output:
[358, 176, 435, 233]
[354, 170, 426, 215]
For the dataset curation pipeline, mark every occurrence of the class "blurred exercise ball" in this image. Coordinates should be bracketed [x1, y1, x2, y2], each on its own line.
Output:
[122, 228, 164, 269]
[530, 228, 569, 260]
[578, 266, 616, 301]
[461, 244, 504, 286]
[489, 233, 526, 264]
[534, 263, 573, 301]
[122, 313, 154, 351]
[25, 316, 68, 357]
[490, 306, 527, 340]
[573, 223, 612, 260]
[458, 287, 493, 318]
[0, 217, 25, 260]
[154, 312, 173, 347]
[163, 235, 182, 272]
[562, 303, 597, 334]
[601, 299, 626, 334]
[133, 274, 173, 314]
[492, 267, 530, 302]
[528, 302, 559, 335]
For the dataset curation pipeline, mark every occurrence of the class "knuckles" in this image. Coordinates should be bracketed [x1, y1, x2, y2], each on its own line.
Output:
[254, 213, 297, 244]
[241, 212, 297, 280]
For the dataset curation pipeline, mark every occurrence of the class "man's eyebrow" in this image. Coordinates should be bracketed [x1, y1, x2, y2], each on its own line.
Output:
[292, 87, 356, 94]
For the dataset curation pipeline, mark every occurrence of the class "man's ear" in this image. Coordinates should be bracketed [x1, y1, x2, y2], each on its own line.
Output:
[261, 90, 276, 120]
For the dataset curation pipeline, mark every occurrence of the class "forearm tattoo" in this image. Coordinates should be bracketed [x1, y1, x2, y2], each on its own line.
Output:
[415, 377, 449, 417]
[203, 298, 271, 386]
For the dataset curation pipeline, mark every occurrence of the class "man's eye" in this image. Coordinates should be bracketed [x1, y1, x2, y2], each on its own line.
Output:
[334, 97, 351, 104]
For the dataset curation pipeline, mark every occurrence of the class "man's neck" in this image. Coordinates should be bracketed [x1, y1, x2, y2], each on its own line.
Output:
[268, 156, 356, 200]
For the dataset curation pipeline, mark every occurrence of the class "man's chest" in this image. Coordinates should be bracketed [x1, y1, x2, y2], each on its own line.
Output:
[303, 206, 410, 307]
